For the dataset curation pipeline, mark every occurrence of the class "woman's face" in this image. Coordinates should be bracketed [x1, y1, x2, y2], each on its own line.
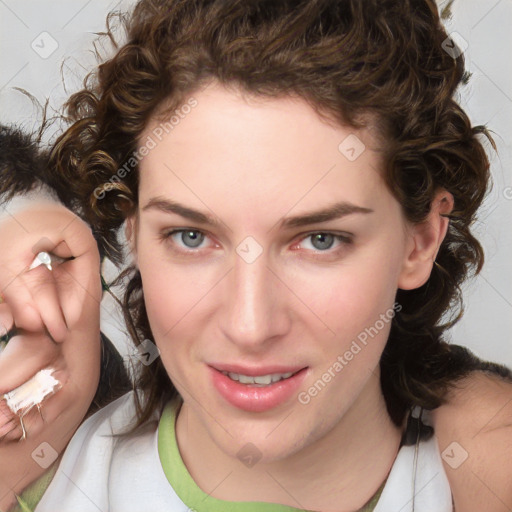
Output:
[132, 82, 416, 462]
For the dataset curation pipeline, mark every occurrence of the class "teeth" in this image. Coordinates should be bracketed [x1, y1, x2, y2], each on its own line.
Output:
[254, 375, 272, 385]
[222, 371, 294, 386]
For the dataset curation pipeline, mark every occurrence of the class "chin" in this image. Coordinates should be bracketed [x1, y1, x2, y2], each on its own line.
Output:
[216, 415, 313, 465]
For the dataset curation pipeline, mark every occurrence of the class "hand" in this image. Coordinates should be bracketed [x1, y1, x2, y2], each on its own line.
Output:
[0, 201, 103, 511]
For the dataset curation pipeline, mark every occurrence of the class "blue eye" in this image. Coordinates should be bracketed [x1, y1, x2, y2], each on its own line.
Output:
[309, 233, 335, 250]
[159, 229, 351, 259]
[159, 228, 217, 256]
[298, 232, 351, 252]
[173, 230, 205, 248]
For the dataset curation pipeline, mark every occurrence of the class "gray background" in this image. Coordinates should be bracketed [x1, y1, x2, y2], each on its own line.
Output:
[1, 0, 511, 366]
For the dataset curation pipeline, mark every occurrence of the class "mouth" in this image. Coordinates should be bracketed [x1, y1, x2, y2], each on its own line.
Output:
[208, 364, 309, 413]
[218, 369, 302, 387]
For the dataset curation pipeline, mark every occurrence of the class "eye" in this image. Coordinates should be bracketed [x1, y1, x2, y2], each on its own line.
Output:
[293, 232, 352, 253]
[307, 233, 336, 251]
[161, 229, 212, 251]
[175, 230, 205, 248]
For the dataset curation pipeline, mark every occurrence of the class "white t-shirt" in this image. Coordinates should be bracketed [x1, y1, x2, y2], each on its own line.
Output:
[35, 392, 453, 512]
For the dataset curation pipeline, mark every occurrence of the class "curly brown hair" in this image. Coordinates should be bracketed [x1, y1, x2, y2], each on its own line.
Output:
[47, 0, 512, 432]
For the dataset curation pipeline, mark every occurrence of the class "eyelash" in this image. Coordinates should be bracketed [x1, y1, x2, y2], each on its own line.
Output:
[159, 229, 353, 258]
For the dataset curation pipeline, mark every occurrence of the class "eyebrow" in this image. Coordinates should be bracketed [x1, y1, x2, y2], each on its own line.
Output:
[142, 197, 373, 229]
[280, 202, 374, 228]
[142, 197, 221, 227]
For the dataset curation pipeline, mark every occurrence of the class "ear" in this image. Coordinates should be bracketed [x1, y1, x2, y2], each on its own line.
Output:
[397, 189, 454, 290]
[124, 215, 138, 266]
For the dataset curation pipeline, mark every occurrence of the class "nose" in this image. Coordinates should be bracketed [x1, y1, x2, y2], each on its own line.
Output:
[219, 251, 290, 350]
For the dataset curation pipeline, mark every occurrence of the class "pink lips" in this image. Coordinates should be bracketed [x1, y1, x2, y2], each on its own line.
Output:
[211, 363, 306, 376]
[208, 364, 308, 413]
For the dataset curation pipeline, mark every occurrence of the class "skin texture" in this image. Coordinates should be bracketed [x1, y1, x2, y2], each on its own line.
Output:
[0, 200, 102, 511]
[432, 372, 512, 511]
[127, 81, 453, 511]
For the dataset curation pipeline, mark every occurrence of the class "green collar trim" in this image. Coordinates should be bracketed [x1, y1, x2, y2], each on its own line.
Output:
[8, 464, 58, 512]
[158, 401, 386, 512]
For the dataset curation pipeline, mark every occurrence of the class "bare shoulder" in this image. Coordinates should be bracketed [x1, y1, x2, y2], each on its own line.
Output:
[430, 370, 512, 512]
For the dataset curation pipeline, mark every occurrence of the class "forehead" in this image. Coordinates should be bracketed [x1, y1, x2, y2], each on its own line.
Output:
[137, 82, 390, 221]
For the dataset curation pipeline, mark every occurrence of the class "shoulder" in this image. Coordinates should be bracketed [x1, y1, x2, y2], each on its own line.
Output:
[430, 370, 512, 512]
[35, 392, 157, 511]
[80, 390, 139, 436]
[51, 391, 140, 474]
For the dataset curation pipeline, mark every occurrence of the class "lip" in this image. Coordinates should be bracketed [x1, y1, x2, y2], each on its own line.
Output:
[209, 363, 306, 376]
[208, 365, 309, 413]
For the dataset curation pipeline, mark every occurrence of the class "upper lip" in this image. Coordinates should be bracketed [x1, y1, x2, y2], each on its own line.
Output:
[209, 363, 307, 376]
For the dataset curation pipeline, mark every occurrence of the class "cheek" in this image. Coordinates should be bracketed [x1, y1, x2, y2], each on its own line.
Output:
[140, 261, 204, 338]
[292, 253, 400, 339]
[137, 229, 225, 336]
[137, 245, 216, 370]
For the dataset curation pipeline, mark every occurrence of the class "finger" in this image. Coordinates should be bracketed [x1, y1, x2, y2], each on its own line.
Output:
[0, 266, 45, 336]
[50, 229, 102, 330]
[55, 251, 102, 330]
[0, 213, 100, 339]
[21, 263, 68, 343]
[0, 250, 68, 343]
[0, 399, 19, 441]
[56, 214, 98, 259]
[33, 237, 102, 331]
[0, 331, 57, 395]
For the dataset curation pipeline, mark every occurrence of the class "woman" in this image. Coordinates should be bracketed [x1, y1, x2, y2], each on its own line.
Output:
[0, 124, 130, 511]
[33, 0, 512, 510]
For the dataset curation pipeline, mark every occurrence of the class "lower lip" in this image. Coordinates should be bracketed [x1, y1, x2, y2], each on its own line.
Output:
[209, 366, 308, 413]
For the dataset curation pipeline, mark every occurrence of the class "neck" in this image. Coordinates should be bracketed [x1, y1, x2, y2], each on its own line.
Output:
[176, 370, 404, 512]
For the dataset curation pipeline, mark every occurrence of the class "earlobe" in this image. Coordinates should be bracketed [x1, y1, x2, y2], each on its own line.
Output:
[397, 190, 454, 290]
